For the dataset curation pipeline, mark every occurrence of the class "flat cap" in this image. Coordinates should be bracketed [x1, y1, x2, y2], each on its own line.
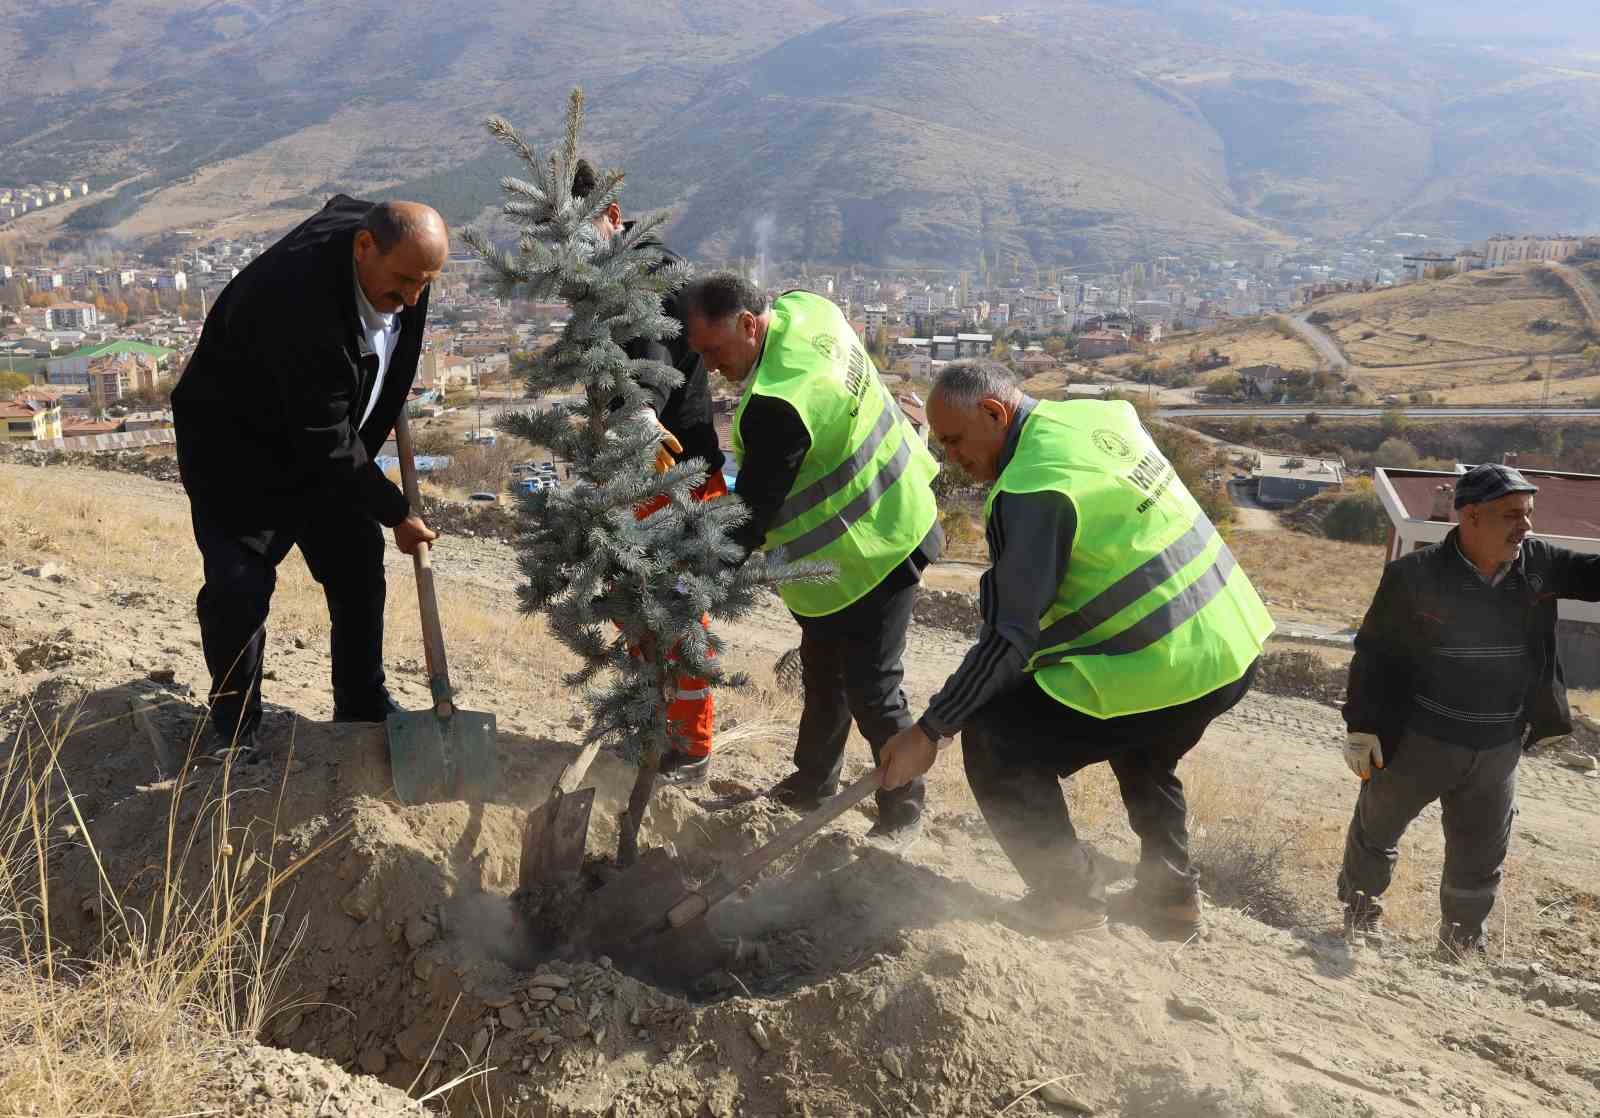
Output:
[1454, 463, 1539, 509]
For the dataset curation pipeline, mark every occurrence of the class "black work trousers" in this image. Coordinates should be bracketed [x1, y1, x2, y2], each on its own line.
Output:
[790, 575, 923, 825]
[190, 497, 388, 740]
[961, 662, 1257, 910]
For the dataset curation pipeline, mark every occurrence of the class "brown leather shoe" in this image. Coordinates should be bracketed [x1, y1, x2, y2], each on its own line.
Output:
[1004, 893, 1110, 938]
[1109, 889, 1204, 939]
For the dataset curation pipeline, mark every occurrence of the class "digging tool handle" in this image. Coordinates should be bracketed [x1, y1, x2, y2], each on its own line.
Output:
[394, 409, 454, 718]
[666, 768, 881, 927]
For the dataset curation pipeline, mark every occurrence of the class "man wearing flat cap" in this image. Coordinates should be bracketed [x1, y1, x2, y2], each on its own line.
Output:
[1338, 463, 1600, 955]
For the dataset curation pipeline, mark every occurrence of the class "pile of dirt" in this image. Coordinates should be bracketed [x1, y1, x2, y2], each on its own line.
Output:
[11, 639, 1600, 1116]
[1253, 650, 1346, 704]
[912, 588, 981, 637]
[25, 678, 1134, 1115]
[0, 444, 184, 484]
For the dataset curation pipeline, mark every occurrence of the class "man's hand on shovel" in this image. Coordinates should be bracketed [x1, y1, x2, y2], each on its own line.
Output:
[393, 514, 438, 556]
[879, 723, 940, 790]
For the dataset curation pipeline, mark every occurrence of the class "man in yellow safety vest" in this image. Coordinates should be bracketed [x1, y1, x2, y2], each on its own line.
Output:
[682, 271, 943, 845]
[880, 360, 1273, 936]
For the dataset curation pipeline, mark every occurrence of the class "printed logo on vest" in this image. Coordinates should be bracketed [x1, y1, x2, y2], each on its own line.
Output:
[1092, 429, 1135, 460]
[810, 332, 839, 362]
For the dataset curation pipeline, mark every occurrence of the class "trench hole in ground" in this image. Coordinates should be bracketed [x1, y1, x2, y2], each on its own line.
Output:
[515, 789, 992, 1005]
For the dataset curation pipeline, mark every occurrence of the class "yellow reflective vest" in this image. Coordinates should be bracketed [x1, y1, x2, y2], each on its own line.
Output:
[987, 399, 1274, 718]
[733, 291, 939, 617]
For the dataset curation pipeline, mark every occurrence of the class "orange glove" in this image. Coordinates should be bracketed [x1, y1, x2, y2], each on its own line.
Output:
[651, 414, 683, 474]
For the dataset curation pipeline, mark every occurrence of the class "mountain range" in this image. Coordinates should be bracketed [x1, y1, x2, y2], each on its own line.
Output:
[3, 1, 1599, 266]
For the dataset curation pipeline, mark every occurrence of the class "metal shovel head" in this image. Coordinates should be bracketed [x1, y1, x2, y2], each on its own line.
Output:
[520, 786, 596, 891]
[386, 707, 499, 805]
[575, 847, 726, 985]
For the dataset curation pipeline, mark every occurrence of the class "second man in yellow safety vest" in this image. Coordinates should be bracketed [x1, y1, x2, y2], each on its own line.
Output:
[682, 271, 943, 845]
[879, 361, 1273, 936]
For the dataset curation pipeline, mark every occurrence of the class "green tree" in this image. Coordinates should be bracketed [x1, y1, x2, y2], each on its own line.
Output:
[1375, 437, 1419, 467]
[1379, 407, 1409, 438]
[463, 91, 805, 865]
[0, 370, 30, 396]
[1323, 484, 1389, 544]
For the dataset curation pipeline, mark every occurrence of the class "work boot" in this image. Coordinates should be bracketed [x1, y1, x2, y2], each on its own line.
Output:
[767, 772, 838, 813]
[333, 688, 402, 724]
[194, 725, 263, 768]
[866, 805, 923, 851]
[1111, 888, 1204, 940]
[658, 750, 711, 787]
[1004, 892, 1109, 938]
[1436, 924, 1487, 962]
[1343, 893, 1384, 946]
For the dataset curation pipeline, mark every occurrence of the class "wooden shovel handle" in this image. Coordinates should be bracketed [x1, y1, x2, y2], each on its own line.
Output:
[668, 768, 883, 926]
[393, 409, 453, 717]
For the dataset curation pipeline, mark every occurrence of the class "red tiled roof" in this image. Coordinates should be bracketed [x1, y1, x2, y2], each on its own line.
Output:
[1386, 467, 1600, 540]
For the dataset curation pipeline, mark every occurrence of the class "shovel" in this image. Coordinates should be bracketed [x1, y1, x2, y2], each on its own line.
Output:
[573, 766, 887, 984]
[385, 408, 499, 805]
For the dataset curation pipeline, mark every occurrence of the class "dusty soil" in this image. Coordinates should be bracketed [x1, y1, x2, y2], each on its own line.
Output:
[3, 461, 1599, 1116]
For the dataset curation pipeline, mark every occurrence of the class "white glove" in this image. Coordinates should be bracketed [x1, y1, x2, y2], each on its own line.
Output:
[1344, 732, 1385, 781]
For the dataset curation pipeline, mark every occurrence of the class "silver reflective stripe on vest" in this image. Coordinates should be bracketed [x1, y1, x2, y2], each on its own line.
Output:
[1033, 545, 1238, 664]
[775, 397, 897, 526]
[776, 434, 913, 561]
[1036, 517, 1218, 649]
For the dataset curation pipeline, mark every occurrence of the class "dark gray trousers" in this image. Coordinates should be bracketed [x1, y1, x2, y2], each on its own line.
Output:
[1337, 731, 1521, 941]
[790, 576, 922, 825]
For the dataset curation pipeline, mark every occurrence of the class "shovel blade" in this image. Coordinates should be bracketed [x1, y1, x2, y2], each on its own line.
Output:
[520, 787, 596, 891]
[387, 708, 499, 806]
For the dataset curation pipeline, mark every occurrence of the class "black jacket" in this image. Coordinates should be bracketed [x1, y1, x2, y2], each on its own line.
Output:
[623, 231, 723, 473]
[173, 195, 426, 533]
[1345, 531, 1600, 750]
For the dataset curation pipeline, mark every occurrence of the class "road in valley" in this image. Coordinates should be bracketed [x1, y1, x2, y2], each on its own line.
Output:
[1287, 312, 1350, 371]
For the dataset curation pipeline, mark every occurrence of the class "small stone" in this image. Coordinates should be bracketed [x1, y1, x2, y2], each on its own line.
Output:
[358, 1046, 387, 1075]
[527, 986, 559, 1002]
[1561, 750, 1598, 772]
[148, 667, 176, 685]
[881, 1050, 905, 1080]
[554, 995, 577, 1013]
[592, 1026, 607, 1045]
[529, 973, 571, 989]
[404, 915, 437, 950]
[499, 1005, 526, 1030]
[1166, 994, 1219, 1024]
[747, 1019, 771, 1053]
[537, 1045, 554, 1064]
[413, 956, 435, 981]
[469, 1027, 490, 1062]
[482, 988, 516, 1009]
[294, 636, 307, 649]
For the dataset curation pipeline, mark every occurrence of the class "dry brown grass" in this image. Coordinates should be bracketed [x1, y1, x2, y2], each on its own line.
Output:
[0, 472, 555, 705]
[1228, 529, 1385, 628]
[1317, 264, 1587, 369]
[0, 693, 337, 1114]
[1104, 320, 1320, 375]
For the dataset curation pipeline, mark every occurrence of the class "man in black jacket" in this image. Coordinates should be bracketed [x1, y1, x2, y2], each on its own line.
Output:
[173, 195, 447, 759]
[572, 160, 725, 785]
[1339, 463, 1600, 953]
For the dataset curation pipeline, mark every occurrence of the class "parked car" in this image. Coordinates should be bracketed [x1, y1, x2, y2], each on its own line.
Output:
[468, 491, 498, 504]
